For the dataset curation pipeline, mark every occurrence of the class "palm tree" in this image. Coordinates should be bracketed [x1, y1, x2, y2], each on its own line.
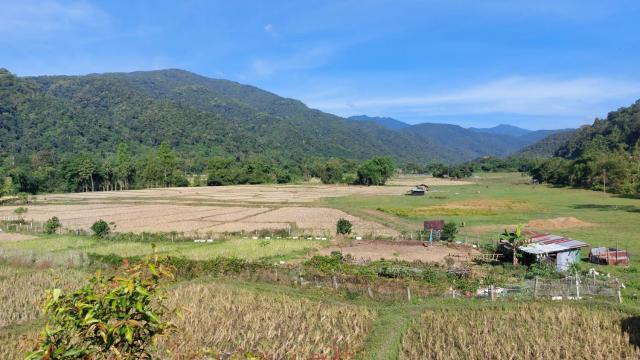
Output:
[500, 225, 527, 266]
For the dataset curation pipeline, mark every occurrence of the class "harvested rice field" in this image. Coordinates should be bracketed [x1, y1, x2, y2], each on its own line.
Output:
[158, 282, 377, 358]
[400, 303, 640, 360]
[35, 177, 468, 206]
[0, 204, 397, 236]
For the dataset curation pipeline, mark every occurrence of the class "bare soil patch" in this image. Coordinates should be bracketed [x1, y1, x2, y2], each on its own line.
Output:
[319, 240, 479, 264]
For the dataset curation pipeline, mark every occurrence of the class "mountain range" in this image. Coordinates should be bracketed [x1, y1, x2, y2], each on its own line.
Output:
[0, 68, 572, 165]
[347, 115, 572, 160]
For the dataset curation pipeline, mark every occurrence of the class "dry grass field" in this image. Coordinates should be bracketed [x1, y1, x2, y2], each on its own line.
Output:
[400, 303, 640, 360]
[158, 282, 376, 358]
[0, 267, 87, 328]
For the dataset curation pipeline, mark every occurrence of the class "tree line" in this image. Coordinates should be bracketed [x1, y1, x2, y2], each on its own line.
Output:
[0, 142, 396, 198]
[400, 157, 533, 179]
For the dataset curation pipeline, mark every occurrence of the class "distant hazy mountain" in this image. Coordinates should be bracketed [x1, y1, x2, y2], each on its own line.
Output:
[401, 123, 523, 160]
[347, 115, 410, 130]
[347, 114, 575, 160]
[468, 124, 532, 137]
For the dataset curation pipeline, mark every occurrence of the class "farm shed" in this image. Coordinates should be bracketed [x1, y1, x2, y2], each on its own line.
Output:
[518, 233, 589, 272]
[407, 187, 425, 196]
[424, 220, 445, 231]
[589, 247, 629, 266]
[407, 184, 429, 196]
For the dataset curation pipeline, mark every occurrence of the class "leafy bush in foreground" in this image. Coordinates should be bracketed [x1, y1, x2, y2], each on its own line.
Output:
[27, 263, 174, 359]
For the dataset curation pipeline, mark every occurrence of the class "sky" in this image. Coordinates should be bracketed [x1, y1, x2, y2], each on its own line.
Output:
[2, 0, 640, 129]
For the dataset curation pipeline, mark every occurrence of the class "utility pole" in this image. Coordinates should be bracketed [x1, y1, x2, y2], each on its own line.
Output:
[603, 170, 607, 196]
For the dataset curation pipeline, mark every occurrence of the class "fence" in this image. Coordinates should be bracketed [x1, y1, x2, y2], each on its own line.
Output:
[528, 275, 622, 302]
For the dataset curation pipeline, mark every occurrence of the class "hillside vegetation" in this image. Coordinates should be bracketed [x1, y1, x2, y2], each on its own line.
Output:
[529, 100, 640, 195]
[0, 68, 453, 165]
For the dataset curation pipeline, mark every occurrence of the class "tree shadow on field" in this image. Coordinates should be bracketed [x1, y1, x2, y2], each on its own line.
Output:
[570, 204, 640, 213]
[621, 316, 640, 349]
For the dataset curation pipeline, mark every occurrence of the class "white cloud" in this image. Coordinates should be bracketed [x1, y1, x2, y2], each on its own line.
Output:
[307, 76, 640, 120]
[0, 0, 109, 37]
[249, 45, 338, 77]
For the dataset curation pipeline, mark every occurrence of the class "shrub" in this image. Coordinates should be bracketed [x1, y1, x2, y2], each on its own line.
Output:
[336, 218, 353, 235]
[44, 217, 61, 234]
[91, 219, 110, 238]
[26, 262, 174, 359]
[441, 222, 458, 241]
[14, 207, 27, 215]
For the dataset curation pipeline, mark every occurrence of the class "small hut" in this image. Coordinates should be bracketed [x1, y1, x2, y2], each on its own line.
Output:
[407, 187, 425, 196]
[518, 233, 589, 272]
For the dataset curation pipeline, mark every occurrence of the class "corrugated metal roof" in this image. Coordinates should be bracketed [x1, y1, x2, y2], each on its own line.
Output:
[519, 233, 588, 255]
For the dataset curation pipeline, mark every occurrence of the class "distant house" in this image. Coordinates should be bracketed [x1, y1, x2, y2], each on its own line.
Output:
[407, 184, 429, 196]
[518, 233, 589, 272]
[424, 220, 445, 231]
[589, 247, 630, 266]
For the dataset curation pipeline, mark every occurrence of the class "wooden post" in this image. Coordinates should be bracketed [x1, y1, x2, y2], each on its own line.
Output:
[533, 277, 539, 299]
[298, 273, 303, 286]
[367, 286, 373, 298]
[575, 274, 580, 299]
[406, 286, 412, 301]
[275, 268, 279, 282]
[615, 278, 623, 304]
[489, 285, 495, 301]
[332, 276, 338, 290]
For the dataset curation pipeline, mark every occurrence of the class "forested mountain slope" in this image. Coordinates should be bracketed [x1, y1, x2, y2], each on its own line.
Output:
[16, 69, 453, 164]
[1, 68, 576, 170]
[529, 100, 640, 195]
[514, 130, 578, 158]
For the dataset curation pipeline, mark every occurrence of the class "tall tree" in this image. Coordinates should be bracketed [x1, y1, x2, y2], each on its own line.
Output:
[156, 142, 176, 187]
[115, 143, 134, 190]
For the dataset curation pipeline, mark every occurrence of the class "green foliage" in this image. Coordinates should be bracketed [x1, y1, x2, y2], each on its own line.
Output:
[14, 207, 27, 215]
[430, 163, 474, 179]
[44, 216, 61, 234]
[336, 218, 353, 235]
[356, 157, 395, 185]
[0, 177, 16, 197]
[525, 262, 562, 279]
[319, 159, 346, 184]
[440, 222, 458, 241]
[530, 100, 640, 196]
[26, 263, 174, 359]
[91, 220, 110, 238]
[515, 130, 578, 158]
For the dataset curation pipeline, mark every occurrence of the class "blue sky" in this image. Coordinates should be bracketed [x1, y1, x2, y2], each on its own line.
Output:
[2, 0, 640, 129]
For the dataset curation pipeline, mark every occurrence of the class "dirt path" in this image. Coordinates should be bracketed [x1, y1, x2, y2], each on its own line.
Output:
[357, 305, 424, 360]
